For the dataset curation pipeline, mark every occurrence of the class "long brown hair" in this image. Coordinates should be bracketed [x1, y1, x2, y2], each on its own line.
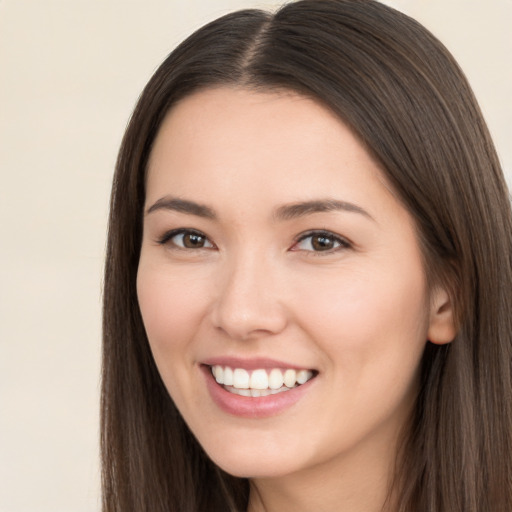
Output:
[102, 1, 512, 510]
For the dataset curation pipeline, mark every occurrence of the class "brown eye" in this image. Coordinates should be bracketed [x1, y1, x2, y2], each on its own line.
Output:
[159, 229, 214, 249]
[182, 232, 208, 248]
[293, 231, 350, 253]
[311, 234, 336, 251]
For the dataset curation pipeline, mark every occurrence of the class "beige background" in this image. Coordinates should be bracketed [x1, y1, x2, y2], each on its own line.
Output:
[0, 1, 510, 511]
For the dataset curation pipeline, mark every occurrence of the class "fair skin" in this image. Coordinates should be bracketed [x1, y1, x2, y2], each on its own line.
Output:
[137, 87, 455, 512]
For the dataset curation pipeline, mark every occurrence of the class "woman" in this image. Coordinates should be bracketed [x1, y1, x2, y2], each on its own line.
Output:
[102, 1, 512, 510]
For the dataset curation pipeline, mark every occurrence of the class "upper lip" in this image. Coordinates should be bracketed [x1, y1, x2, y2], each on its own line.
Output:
[201, 356, 316, 371]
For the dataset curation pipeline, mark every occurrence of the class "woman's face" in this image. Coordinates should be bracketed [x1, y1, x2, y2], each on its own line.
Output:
[137, 88, 451, 481]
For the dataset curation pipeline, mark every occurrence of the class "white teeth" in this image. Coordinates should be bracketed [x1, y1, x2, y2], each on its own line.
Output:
[210, 365, 315, 393]
[268, 368, 284, 390]
[223, 366, 233, 386]
[284, 369, 297, 388]
[213, 365, 224, 384]
[233, 368, 250, 389]
[297, 369, 313, 385]
[250, 369, 269, 390]
[228, 386, 292, 397]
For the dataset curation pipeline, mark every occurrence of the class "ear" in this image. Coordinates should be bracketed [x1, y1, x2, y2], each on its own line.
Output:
[427, 286, 457, 345]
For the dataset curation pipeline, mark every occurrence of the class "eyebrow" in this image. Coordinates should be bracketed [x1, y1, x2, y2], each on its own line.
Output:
[273, 199, 374, 222]
[146, 197, 217, 219]
[145, 196, 374, 222]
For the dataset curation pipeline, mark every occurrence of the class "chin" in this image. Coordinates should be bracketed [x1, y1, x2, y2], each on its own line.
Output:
[214, 457, 297, 479]
[200, 435, 310, 479]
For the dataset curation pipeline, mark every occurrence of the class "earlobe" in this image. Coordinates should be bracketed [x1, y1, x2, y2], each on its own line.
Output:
[427, 287, 457, 345]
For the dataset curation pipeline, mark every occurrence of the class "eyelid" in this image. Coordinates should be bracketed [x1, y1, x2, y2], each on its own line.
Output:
[155, 227, 350, 253]
[156, 228, 216, 249]
[291, 229, 352, 253]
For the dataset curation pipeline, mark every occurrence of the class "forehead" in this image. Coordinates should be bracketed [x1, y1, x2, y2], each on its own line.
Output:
[148, 87, 348, 168]
[145, 87, 399, 221]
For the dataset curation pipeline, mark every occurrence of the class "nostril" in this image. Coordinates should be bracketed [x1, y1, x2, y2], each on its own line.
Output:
[210, 263, 289, 339]
[211, 307, 288, 341]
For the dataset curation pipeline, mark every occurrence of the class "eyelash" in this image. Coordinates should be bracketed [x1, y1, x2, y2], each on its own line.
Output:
[157, 228, 215, 250]
[291, 230, 352, 254]
[156, 228, 351, 254]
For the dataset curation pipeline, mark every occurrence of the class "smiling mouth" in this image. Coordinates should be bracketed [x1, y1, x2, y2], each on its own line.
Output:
[209, 365, 317, 397]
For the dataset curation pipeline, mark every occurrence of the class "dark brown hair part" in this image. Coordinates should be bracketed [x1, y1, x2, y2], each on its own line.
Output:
[102, 1, 512, 510]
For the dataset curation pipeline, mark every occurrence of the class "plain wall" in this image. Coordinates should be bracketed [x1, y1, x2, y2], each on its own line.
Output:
[0, 1, 510, 511]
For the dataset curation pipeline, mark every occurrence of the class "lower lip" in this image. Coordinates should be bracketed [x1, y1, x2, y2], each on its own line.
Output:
[201, 365, 315, 418]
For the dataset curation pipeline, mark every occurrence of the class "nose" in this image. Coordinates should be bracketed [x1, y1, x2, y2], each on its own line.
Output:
[210, 252, 288, 341]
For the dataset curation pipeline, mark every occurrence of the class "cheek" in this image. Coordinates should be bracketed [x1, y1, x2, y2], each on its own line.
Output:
[291, 260, 429, 370]
[136, 266, 208, 357]
[136, 265, 212, 414]
[292, 266, 429, 445]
